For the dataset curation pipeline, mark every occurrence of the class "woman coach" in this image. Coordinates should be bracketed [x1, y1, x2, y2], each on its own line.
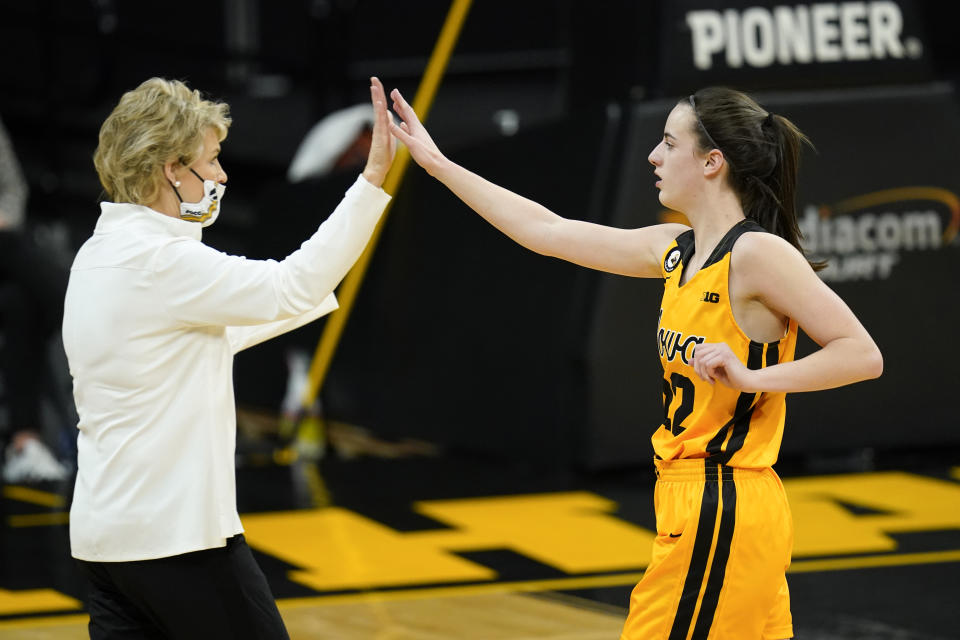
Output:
[62, 76, 394, 638]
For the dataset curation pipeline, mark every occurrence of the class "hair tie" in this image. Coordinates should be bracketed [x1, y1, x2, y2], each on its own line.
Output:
[764, 112, 776, 127]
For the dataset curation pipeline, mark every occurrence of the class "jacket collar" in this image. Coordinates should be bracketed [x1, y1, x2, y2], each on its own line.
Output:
[95, 202, 203, 240]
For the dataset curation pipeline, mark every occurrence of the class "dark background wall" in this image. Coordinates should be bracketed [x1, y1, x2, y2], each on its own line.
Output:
[1, 0, 958, 469]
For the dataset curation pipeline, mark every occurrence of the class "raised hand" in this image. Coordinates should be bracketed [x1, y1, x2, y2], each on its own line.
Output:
[361, 77, 396, 187]
[388, 88, 446, 176]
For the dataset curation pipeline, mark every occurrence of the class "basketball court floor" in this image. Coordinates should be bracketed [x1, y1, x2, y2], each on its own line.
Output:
[1, 426, 958, 639]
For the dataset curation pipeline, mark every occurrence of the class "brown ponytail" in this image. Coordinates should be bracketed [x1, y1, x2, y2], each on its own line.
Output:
[686, 88, 824, 270]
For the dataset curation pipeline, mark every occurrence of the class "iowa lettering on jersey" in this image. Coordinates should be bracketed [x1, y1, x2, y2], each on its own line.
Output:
[657, 323, 705, 364]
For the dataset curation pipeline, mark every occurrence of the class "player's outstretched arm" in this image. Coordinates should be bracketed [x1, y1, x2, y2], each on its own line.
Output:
[388, 87, 684, 278]
[690, 233, 883, 392]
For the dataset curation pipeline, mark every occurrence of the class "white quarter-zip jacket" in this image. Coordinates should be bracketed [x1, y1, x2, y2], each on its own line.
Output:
[63, 175, 390, 561]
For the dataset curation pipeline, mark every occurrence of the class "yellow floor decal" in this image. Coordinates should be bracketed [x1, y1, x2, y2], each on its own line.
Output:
[241, 472, 960, 593]
[787, 471, 960, 556]
[2, 470, 959, 625]
[0, 589, 81, 616]
[241, 492, 656, 591]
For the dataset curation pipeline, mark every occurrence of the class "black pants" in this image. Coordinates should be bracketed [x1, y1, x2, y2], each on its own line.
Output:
[76, 535, 289, 639]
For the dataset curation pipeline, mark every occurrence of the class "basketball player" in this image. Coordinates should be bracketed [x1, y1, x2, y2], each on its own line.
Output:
[62, 77, 394, 638]
[387, 86, 882, 640]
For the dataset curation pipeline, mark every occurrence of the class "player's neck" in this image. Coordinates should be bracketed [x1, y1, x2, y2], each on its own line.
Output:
[686, 191, 744, 260]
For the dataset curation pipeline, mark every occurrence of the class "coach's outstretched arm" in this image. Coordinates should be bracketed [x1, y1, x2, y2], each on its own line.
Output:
[388, 88, 685, 279]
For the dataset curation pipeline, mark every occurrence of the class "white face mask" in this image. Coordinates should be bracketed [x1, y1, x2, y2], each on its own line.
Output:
[173, 169, 225, 227]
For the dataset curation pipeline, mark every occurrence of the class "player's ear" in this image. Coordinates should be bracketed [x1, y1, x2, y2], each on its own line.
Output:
[703, 149, 724, 178]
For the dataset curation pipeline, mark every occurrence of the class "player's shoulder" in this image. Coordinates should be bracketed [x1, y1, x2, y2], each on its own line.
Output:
[731, 227, 817, 299]
[732, 227, 805, 266]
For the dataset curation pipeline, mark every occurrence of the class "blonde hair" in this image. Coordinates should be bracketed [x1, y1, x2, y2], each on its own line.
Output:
[93, 78, 231, 205]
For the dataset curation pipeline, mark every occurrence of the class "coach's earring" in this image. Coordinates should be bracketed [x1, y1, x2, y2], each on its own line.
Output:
[174, 180, 181, 187]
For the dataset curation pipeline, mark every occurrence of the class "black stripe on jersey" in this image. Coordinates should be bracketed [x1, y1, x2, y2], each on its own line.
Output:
[675, 229, 696, 268]
[668, 463, 720, 640]
[706, 341, 764, 464]
[719, 341, 766, 460]
[690, 464, 738, 640]
[766, 340, 780, 367]
[702, 219, 766, 270]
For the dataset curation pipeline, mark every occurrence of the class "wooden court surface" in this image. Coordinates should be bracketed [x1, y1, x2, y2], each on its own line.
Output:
[2, 446, 959, 639]
[0, 592, 625, 639]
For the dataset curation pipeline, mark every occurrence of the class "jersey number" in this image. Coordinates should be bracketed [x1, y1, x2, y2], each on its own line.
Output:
[662, 373, 695, 435]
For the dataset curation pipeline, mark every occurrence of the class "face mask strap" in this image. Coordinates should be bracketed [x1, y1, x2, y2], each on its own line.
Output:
[169, 179, 184, 203]
[168, 163, 202, 203]
[169, 168, 210, 202]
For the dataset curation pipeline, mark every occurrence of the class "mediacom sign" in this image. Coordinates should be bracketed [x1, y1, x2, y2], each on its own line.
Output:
[801, 187, 959, 281]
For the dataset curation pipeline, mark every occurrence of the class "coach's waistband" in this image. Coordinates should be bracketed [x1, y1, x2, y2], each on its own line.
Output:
[654, 457, 768, 480]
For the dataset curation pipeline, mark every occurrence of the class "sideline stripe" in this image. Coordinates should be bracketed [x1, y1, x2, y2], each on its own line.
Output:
[278, 574, 643, 609]
[0, 576, 643, 630]
[7, 512, 70, 527]
[301, 0, 474, 408]
[2, 485, 65, 508]
[787, 549, 960, 573]
[0, 614, 90, 630]
[5, 551, 960, 630]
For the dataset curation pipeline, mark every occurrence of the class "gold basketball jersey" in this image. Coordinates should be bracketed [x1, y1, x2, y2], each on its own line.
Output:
[652, 220, 798, 468]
